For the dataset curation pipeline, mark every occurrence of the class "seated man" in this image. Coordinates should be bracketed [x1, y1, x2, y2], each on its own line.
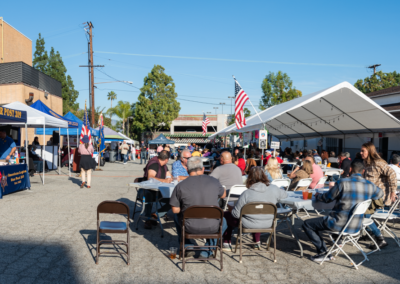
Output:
[340, 152, 352, 178]
[389, 154, 400, 180]
[172, 149, 192, 181]
[210, 152, 243, 192]
[313, 150, 322, 164]
[302, 161, 383, 262]
[170, 157, 227, 258]
[263, 150, 283, 165]
[142, 150, 172, 229]
[304, 155, 323, 189]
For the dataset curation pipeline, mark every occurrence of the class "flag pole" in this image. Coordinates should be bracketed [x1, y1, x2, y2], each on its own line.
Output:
[202, 111, 217, 132]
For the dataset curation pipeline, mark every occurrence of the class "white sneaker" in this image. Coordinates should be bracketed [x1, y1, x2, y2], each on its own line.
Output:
[311, 253, 334, 262]
[222, 243, 232, 251]
[124, 163, 127, 164]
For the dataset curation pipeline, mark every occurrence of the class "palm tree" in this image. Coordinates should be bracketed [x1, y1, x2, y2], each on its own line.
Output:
[107, 91, 117, 121]
[107, 101, 132, 135]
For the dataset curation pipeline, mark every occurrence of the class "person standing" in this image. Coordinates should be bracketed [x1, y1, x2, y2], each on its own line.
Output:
[140, 141, 147, 165]
[119, 141, 130, 164]
[361, 142, 397, 206]
[0, 129, 16, 161]
[131, 145, 136, 161]
[157, 144, 163, 153]
[78, 135, 95, 189]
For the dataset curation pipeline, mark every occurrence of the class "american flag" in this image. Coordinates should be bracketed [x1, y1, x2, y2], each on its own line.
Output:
[234, 79, 249, 129]
[202, 113, 210, 136]
[80, 102, 91, 144]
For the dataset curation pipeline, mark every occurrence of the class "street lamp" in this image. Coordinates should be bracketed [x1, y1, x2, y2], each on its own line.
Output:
[219, 103, 226, 114]
[228, 96, 235, 115]
[206, 112, 212, 114]
[94, 81, 133, 84]
[213, 107, 218, 115]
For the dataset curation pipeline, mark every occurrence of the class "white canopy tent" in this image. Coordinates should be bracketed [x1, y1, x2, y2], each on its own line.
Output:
[210, 82, 400, 142]
[3, 102, 68, 184]
[117, 132, 138, 145]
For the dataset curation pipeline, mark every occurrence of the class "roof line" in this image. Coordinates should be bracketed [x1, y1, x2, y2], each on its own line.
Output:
[2, 19, 32, 41]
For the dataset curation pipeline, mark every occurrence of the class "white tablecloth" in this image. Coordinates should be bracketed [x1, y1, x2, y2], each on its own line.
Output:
[280, 190, 335, 211]
[129, 179, 176, 198]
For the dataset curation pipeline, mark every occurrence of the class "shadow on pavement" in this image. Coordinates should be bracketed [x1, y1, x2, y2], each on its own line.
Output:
[0, 240, 79, 283]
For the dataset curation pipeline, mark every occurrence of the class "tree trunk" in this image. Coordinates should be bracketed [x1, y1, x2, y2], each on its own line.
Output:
[110, 99, 113, 123]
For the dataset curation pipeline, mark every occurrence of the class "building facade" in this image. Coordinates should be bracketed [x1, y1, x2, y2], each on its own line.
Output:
[0, 19, 63, 144]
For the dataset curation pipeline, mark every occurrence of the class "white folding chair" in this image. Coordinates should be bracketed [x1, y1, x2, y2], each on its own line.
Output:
[371, 197, 400, 247]
[320, 199, 372, 270]
[223, 185, 247, 211]
[271, 179, 290, 191]
[292, 178, 312, 192]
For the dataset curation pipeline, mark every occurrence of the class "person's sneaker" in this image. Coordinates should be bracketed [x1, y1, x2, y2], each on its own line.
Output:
[252, 242, 261, 250]
[368, 235, 388, 250]
[124, 163, 127, 165]
[144, 220, 153, 230]
[310, 252, 334, 262]
[222, 242, 232, 251]
[185, 250, 196, 258]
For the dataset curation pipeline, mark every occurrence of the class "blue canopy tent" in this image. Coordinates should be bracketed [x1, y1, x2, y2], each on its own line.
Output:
[148, 134, 175, 144]
[30, 100, 80, 177]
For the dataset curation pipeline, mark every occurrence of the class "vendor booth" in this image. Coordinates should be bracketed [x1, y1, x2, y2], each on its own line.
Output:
[3, 102, 68, 185]
[148, 134, 175, 145]
[0, 106, 31, 199]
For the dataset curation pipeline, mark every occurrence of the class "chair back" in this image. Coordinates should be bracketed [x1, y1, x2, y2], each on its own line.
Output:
[313, 176, 328, 189]
[97, 201, 130, 220]
[296, 178, 313, 188]
[239, 202, 277, 229]
[183, 206, 223, 220]
[229, 185, 248, 195]
[271, 179, 290, 189]
[339, 199, 371, 235]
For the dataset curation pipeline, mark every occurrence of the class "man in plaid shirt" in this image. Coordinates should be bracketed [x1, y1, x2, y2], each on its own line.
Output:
[303, 161, 383, 262]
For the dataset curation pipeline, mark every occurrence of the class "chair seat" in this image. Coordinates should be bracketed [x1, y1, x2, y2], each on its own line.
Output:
[224, 197, 239, 202]
[371, 213, 396, 220]
[243, 228, 273, 233]
[99, 221, 127, 231]
[277, 208, 292, 214]
[363, 218, 374, 226]
[330, 231, 360, 237]
[186, 233, 219, 239]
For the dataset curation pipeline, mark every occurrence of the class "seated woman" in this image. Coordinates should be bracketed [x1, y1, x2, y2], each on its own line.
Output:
[264, 157, 282, 181]
[287, 160, 313, 191]
[222, 166, 288, 250]
[245, 158, 257, 175]
[202, 148, 211, 157]
[236, 153, 246, 175]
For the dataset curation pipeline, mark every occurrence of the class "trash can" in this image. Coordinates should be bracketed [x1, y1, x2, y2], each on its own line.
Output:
[109, 150, 117, 163]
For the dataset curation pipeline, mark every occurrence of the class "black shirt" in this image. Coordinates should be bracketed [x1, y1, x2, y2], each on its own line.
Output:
[148, 163, 168, 179]
[141, 145, 147, 152]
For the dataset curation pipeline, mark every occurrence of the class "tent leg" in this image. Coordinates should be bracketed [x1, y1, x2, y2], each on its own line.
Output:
[43, 124, 45, 185]
[25, 123, 29, 172]
[67, 129, 71, 177]
[58, 128, 61, 175]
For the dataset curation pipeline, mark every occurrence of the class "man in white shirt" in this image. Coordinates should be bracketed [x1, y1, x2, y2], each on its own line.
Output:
[389, 154, 400, 180]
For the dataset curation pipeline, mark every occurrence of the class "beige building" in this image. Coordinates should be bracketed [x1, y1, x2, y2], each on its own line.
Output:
[0, 18, 63, 144]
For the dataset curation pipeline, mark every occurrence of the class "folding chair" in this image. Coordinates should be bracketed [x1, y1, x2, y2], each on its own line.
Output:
[223, 185, 247, 211]
[313, 176, 328, 215]
[271, 179, 291, 191]
[320, 199, 372, 270]
[371, 197, 400, 247]
[291, 178, 312, 192]
[132, 177, 145, 219]
[234, 202, 278, 263]
[96, 201, 130, 265]
[179, 206, 224, 271]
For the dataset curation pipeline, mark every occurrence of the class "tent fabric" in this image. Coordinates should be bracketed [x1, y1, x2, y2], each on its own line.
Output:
[0, 106, 27, 125]
[148, 134, 175, 145]
[210, 82, 400, 140]
[30, 100, 79, 128]
[95, 126, 126, 140]
[3, 102, 68, 128]
[117, 132, 138, 145]
[35, 111, 99, 136]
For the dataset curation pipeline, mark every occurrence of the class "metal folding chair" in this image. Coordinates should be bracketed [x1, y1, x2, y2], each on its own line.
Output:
[320, 199, 372, 270]
[271, 179, 291, 191]
[234, 202, 278, 263]
[223, 185, 247, 211]
[313, 176, 328, 215]
[291, 178, 312, 192]
[371, 197, 400, 247]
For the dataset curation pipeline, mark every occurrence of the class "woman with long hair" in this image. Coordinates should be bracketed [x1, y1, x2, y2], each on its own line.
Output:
[320, 150, 329, 163]
[361, 142, 397, 205]
[245, 158, 257, 175]
[78, 135, 95, 188]
[288, 160, 314, 191]
[222, 166, 288, 250]
[264, 157, 282, 181]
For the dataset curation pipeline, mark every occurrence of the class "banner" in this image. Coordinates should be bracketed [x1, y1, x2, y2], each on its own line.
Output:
[0, 164, 31, 199]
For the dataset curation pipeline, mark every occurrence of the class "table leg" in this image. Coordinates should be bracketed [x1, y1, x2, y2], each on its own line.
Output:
[155, 193, 164, 238]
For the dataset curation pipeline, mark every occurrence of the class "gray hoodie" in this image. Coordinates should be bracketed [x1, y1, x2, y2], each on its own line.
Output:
[231, 182, 288, 229]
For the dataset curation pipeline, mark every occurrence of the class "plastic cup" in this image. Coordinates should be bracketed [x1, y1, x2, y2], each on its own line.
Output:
[308, 192, 313, 199]
[169, 247, 177, 259]
[302, 191, 308, 200]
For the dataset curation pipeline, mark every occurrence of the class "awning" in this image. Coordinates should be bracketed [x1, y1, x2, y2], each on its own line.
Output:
[0, 106, 27, 125]
[210, 82, 400, 140]
[148, 134, 175, 144]
[30, 100, 79, 128]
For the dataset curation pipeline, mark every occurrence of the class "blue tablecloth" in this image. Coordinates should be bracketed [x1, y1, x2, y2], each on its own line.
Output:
[0, 164, 31, 199]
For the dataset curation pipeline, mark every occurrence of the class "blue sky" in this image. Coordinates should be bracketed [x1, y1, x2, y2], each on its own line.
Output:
[3, 0, 400, 118]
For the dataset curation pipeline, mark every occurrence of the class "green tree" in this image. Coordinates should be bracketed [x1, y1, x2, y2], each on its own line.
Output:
[259, 71, 302, 110]
[32, 33, 48, 73]
[107, 101, 132, 135]
[32, 34, 79, 115]
[354, 71, 400, 94]
[228, 107, 251, 125]
[107, 91, 117, 121]
[132, 65, 180, 138]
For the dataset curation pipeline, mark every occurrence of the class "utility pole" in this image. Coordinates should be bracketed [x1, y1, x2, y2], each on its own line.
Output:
[368, 64, 381, 74]
[228, 96, 234, 114]
[213, 107, 218, 115]
[80, 22, 104, 127]
[219, 102, 225, 114]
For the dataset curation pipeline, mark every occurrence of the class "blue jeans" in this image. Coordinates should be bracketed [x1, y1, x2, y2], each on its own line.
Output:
[123, 154, 128, 163]
[365, 214, 382, 237]
[174, 214, 228, 257]
[140, 153, 147, 164]
[302, 216, 330, 254]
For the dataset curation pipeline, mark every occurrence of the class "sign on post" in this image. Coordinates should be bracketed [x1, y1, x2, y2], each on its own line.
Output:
[259, 130, 268, 149]
[270, 141, 280, 157]
[243, 132, 251, 148]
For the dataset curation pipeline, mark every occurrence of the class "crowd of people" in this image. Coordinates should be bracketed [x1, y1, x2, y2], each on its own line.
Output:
[137, 140, 399, 262]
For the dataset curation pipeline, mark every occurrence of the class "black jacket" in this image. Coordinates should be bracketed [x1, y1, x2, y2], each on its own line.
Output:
[341, 158, 351, 178]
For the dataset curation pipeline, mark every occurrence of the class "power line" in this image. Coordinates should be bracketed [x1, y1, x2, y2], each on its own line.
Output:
[95, 68, 141, 90]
